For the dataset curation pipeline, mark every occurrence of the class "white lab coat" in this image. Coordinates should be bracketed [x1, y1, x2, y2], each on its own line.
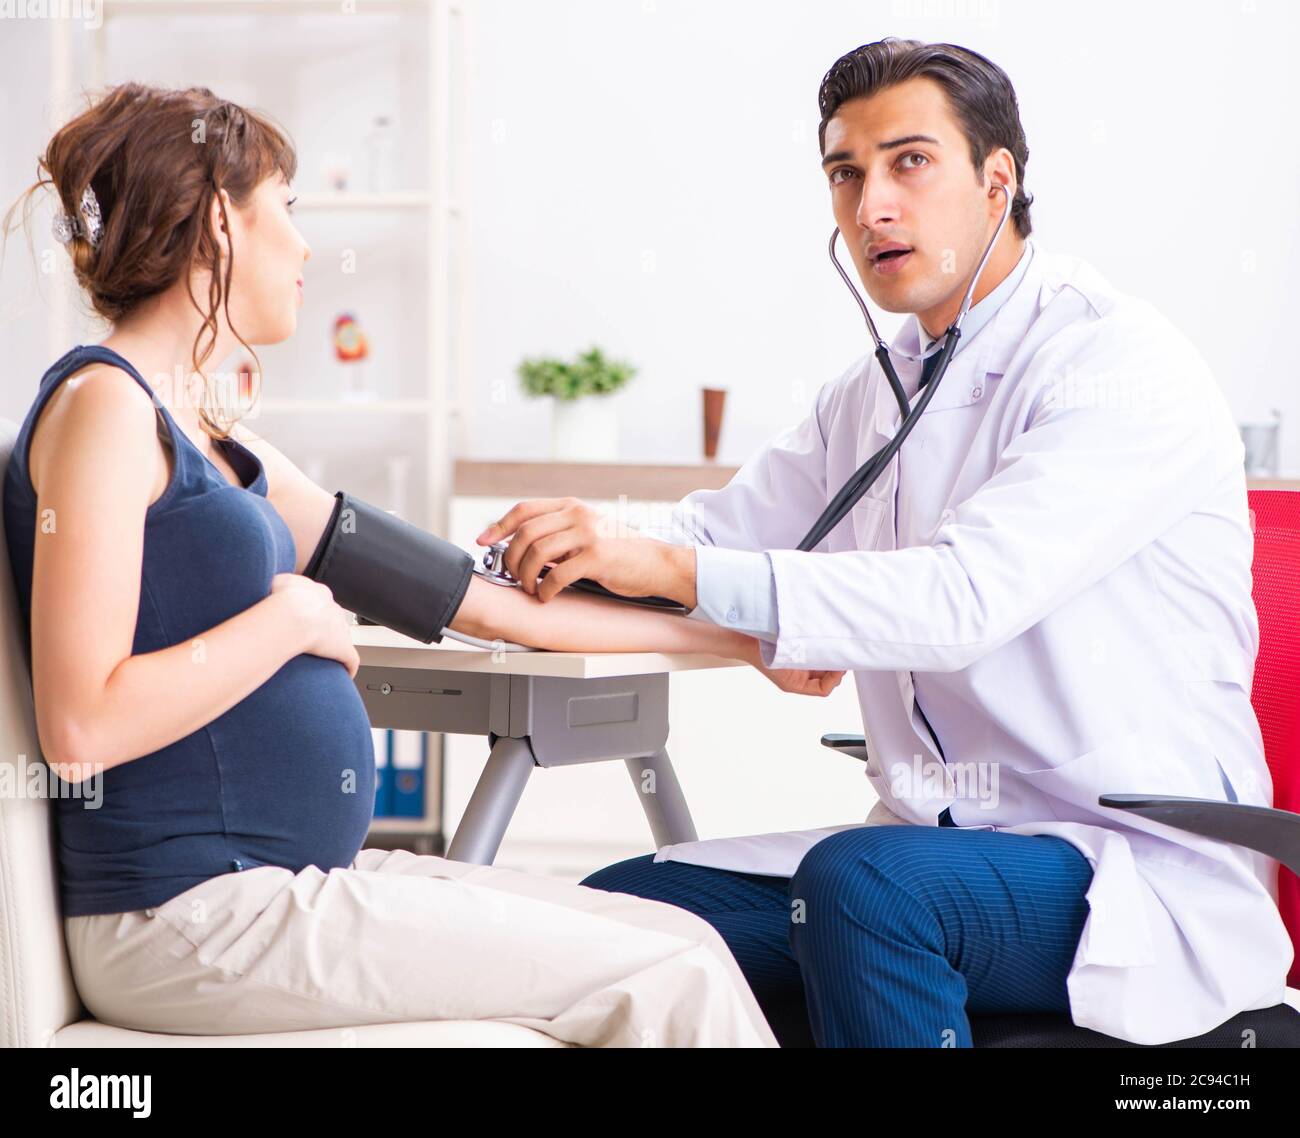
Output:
[647, 238, 1294, 1044]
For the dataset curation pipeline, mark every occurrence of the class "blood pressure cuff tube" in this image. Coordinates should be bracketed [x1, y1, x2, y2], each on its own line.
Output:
[303, 490, 474, 644]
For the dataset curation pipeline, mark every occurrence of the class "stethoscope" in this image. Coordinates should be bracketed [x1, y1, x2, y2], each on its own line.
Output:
[797, 180, 1013, 551]
[467, 182, 1014, 633]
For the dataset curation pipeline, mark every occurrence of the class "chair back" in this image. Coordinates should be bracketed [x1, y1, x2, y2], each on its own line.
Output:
[0, 418, 86, 1046]
[1248, 488, 1300, 988]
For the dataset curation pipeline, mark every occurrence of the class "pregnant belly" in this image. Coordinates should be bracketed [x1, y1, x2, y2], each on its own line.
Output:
[210, 652, 378, 869]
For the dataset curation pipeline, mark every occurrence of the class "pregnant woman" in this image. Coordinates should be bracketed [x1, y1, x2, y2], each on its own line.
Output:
[1, 83, 841, 1046]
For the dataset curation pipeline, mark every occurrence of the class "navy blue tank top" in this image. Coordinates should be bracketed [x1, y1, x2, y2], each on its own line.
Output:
[3, 345, 376, 917]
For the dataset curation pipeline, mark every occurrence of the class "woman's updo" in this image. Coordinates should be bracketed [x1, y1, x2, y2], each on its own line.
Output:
[3, 82, 298, 437]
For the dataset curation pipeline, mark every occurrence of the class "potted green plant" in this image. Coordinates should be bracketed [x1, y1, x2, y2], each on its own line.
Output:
[517, 346, 636, 461]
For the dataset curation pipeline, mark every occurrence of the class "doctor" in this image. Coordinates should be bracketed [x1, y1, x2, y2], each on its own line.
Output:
[477, 38, 1294, 1047]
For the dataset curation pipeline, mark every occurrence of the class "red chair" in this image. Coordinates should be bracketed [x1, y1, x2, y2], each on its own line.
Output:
[1244, 487, 1300, 989]
[820, 487, 1300, 1046]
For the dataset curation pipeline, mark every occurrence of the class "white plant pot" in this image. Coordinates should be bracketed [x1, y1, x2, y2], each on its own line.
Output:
[550, 396, 618, 461]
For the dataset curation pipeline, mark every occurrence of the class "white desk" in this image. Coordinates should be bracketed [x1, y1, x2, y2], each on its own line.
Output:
[352, 626, 746, 864]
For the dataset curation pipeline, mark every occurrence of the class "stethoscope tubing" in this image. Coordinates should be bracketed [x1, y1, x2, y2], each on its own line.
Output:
[797, 328, 961, 552]
[798, 183, 1014, 552]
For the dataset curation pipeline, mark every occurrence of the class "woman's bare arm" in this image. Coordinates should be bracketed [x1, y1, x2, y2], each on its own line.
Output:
[225, 421, 335, 575]
[451, 573, 845, 698]
[27, 368, 311, 782]
[451, 574, 760, 661]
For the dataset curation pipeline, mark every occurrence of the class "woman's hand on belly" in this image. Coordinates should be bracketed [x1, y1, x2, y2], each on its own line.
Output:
[269, 573, 360, 678]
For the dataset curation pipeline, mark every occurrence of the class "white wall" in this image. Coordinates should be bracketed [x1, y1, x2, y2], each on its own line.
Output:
[465, 0, 1300, 472]
[5, 3, 1298, 460]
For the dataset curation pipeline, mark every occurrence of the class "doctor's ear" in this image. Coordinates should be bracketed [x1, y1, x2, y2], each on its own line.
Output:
[982, 147, 1017, 199]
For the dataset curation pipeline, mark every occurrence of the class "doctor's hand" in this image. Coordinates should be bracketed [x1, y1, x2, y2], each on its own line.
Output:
[476, 497, 692, 606]
[754, 664, 846, 698]
[736, 638, 846, 697]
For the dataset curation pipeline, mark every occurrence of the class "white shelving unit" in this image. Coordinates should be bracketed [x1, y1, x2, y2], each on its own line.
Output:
[46, 0, 473, 849]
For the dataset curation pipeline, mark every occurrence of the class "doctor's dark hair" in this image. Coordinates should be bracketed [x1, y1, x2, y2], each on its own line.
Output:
[1, 82, 298, 440]
[818, 38, 1034, 239]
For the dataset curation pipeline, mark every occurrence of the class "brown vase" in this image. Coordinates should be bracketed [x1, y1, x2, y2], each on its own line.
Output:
[702, 387, 727, 460]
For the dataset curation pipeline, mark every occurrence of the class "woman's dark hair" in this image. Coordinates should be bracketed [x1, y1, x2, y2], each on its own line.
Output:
[817, 37, 1034, 239]
[2, 82, 297, 439]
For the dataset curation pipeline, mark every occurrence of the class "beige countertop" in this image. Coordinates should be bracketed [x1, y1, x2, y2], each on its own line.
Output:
[454, 459, 740, 500]
[455, 459, 1297, 500]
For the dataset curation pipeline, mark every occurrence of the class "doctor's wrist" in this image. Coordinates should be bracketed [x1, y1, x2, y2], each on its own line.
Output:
[657, 541, 698, 610]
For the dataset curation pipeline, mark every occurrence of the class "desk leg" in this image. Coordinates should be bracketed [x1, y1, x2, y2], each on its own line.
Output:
[625, 748, 699, 848]
[445, 735, 537, 866]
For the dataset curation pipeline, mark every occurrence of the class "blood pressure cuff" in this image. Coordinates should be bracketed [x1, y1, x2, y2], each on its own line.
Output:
[303, 490, 473, 644]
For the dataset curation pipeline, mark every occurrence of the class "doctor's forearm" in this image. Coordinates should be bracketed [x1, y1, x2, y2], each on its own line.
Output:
[450, 575, 757, 661]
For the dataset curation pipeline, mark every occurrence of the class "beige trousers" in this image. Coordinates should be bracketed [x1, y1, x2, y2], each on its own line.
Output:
[63, 846, 778, 1048]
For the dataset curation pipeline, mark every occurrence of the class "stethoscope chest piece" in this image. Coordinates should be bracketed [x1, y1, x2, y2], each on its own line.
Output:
[475, 540, 522, 587]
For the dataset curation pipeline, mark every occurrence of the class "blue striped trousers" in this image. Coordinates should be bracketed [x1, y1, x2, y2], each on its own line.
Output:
[580, 815, 1095, 1047]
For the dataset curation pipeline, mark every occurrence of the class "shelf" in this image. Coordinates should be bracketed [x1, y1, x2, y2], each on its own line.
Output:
[255, 398, 432, 414]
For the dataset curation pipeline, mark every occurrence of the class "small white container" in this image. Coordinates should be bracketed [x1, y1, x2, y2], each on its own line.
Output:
[1239, 409, 1282, 478]
[364, 115, 397, 193]
[550, 396, 618, 461]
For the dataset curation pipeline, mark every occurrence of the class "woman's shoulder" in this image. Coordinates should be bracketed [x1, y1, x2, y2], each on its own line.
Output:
[26, 362, 162, 499]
